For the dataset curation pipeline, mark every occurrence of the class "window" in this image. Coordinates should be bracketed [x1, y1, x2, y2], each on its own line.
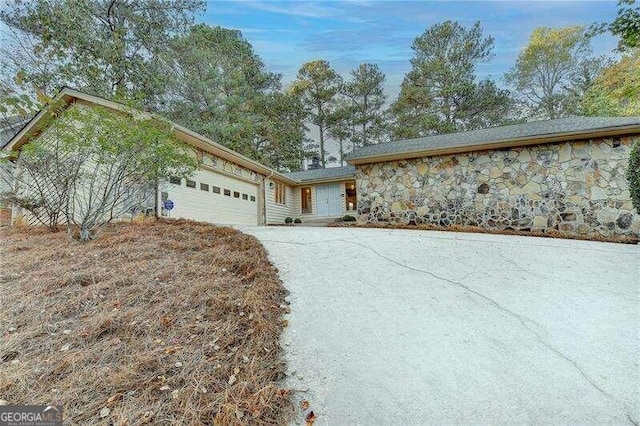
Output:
[301, 187, 312, 214]
[200, 183, 209, 191]
[224, 189, 231, 196]
[242, 193, 248, 200]
[250, 196, 256, 202]
[345, 181, 357, 211]
[212, 186, 221, 194]
[275, 182, 286, 205]
[186, 179, 196, 188]
[233, 191, 240, 198]
[169, 176, 181, 185]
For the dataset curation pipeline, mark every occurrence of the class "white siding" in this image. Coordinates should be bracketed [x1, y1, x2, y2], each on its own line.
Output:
[0, 163, 13, 207]
[265, 181, 358, 224]
[264, 178, 297, 224]
[163, 168, 259, 225]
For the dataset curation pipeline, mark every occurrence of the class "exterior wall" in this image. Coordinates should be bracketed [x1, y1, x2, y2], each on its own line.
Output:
[265, 178, 298, 224]
[161, 168, 260, 225]
[1, 122, 26, 224]
[265, 179, 356, 225]
[356, 136, 640, 239]
[5, 103, 269, 227]
[265, 182, 357, 224]
[0, 163, 12, 225]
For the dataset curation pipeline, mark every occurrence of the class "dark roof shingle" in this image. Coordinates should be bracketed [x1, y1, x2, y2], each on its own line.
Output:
[347, 116, 640, 162]
[283, 165, 355, 182]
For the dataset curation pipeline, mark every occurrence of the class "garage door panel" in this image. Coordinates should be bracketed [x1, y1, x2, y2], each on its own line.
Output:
[164, 169, 259, 225]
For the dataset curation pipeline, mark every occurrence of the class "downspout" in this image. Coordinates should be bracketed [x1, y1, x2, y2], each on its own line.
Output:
[263, 170, 274, 226]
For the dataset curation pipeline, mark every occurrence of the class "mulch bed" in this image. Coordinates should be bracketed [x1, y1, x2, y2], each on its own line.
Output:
[0, 219, 293, 424]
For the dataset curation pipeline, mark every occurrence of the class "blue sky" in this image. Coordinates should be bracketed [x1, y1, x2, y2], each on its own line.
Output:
[202, 0, 620, 100]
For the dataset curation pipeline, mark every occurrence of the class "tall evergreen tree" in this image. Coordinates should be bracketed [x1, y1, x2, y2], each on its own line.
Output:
[0, 0, 204, 102]
[327, 98, 354, 166]
[391, 21, 513, 139]
[160, 25, 279, 156]
[342, 63, 388, 148]
[291, 60, 342, 168]
[254, 92, 308, 171]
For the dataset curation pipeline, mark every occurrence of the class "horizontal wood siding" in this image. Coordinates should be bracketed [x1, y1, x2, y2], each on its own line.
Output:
[265, 178, 297, 224]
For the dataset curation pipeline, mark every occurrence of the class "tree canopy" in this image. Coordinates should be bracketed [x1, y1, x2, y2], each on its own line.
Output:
[0, 0, 204, 101]
[505, 26, 605, 119]
[1, 1, 637, 170]
[582, 52, 640, 116]
[342, 63, 388, 148]
[391, 21, 514, 139]
[291, 60, 343, 168]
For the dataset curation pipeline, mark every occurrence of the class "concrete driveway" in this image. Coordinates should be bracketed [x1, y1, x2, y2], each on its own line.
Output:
[240, 226, 639, 425]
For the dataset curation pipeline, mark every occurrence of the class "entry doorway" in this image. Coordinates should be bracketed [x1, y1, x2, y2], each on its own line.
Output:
[316, 183, 343, 217]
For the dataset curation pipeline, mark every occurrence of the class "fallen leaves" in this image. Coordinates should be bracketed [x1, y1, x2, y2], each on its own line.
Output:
[0, 220, 293, 424]
[305, 410, 317, 425]
[163, 345, 182, 354]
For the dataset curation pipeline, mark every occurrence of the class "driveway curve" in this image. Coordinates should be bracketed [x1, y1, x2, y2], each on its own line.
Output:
[239, 226, 639, 425]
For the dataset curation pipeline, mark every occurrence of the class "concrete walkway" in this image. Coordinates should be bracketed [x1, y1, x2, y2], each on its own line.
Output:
[239, 226, 639, 425]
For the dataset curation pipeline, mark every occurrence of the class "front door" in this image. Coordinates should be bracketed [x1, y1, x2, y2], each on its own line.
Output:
[316, 183, 343, 217]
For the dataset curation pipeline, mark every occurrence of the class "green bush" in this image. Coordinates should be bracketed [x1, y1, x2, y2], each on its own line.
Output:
[342, 214, 356, 222]
[628, 140, 640, 213]
[284, 217, 293, 224]
[294, 218, 302, 223]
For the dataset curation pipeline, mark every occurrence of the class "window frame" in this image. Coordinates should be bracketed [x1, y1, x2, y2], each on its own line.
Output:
[274, 182, 286, 205]
[301, 186, 312, 214]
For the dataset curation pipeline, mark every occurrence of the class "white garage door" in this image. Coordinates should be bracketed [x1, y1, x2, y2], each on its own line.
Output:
[163, 168, 259, 225]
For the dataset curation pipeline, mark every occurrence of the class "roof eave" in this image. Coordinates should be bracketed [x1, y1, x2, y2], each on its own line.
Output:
[346, 125, 640, 165]
[289, 175, 356, 186]
[2, 87, 299, 185]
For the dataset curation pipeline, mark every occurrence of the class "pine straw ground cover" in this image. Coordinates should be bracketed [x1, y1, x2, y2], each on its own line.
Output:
[0, 219, 294, 424]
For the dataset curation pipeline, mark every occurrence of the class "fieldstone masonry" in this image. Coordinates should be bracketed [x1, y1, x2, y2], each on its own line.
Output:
[356, 136, 640, 239]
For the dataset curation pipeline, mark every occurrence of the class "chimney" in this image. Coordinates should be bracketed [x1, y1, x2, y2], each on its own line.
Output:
[308, 156, 321, 170]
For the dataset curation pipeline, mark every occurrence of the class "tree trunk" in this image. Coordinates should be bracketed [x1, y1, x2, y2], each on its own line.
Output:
[319, 124, 326, 168]
[79, 225, 91, 242]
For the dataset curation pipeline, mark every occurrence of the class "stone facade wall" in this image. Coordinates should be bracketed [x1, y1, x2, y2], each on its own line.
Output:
[356, 136, 640, 239]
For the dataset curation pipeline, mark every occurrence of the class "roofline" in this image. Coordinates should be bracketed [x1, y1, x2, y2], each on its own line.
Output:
[2, 87, 299, 185]
[346, 124, 640, 165]
[288, 175, 355, 186]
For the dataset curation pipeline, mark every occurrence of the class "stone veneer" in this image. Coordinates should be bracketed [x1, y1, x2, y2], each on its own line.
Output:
[356, 136, 640, 239]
